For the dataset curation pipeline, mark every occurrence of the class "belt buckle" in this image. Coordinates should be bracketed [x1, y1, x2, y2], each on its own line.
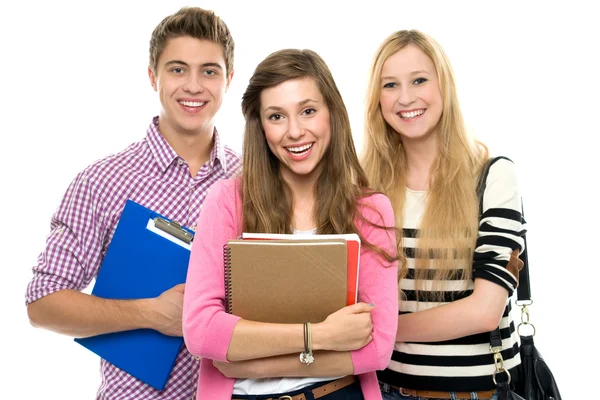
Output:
[277, 397, 293, 400]
[398, 388, 412, 396]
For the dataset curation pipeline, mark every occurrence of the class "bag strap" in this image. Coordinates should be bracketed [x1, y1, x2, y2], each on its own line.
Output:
[478, 156, 532, 389]
[476, 156, 531, 301]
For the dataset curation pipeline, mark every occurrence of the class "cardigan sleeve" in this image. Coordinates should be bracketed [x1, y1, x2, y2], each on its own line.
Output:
[350, 193, 399, 373]
[182, 179, 242, 361]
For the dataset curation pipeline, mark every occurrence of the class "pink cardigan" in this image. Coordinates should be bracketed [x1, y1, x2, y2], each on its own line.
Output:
[182, 178, 398, 399]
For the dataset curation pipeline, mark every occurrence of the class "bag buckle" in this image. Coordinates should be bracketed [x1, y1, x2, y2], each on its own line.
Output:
[490, 345, 511, 385]
[517, 301, 536, 336]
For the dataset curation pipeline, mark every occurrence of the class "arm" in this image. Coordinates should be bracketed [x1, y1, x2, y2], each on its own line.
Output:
[348, 194, 399, 373]
[183, 180, 375, 363]
[396, 278, 507, 342]
[396, 159, 525, 342]
[27, 286, 183, 337]
[26, 172, 184, 338]
[214, 351, 354, 379]
[227, 302, 374, 361]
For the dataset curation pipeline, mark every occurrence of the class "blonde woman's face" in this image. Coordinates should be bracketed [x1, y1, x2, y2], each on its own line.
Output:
[259, 77, 331, 185]
[379, 44, 443, 143]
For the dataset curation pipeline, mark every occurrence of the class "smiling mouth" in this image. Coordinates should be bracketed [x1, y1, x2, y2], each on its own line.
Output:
[285, 143, 313, 156]
[398, 109, 425, 119]
[179, 100, 206, 107]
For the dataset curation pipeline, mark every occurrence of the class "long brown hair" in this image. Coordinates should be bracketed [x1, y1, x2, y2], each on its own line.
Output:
[362, 30, 488, 298]
[241, 49, 396, 262]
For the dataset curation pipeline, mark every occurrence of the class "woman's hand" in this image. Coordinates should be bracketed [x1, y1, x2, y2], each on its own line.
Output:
[313, 302, 374, 351]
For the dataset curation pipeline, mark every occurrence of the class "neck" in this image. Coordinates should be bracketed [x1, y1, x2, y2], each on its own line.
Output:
[402, 133, 438, 191]
[282, 169, 320, 231]
[158, 117, 215, 178]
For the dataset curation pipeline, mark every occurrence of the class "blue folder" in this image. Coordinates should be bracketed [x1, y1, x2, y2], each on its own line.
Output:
[75, 199, 194, 390]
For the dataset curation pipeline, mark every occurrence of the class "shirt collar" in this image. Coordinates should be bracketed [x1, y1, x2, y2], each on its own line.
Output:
[145, 116, 228, 173]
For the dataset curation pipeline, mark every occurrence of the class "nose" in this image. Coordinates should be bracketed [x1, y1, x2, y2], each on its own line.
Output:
[287, 116, 306, 140]
[182, 72, 205, 94]
[396, 84, 416, 106]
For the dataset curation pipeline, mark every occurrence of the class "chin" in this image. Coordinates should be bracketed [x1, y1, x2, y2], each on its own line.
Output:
[181, 120, 210, 132]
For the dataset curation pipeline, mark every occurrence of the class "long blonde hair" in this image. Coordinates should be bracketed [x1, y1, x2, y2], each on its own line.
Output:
[362, 30, 488, 299]
[241, 49, 396, 262]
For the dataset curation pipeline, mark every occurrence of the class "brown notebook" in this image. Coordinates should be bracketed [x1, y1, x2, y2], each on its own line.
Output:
[224, 239, 348, 323]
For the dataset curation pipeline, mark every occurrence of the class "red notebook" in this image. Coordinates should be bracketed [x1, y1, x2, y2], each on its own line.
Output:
[241, 233, 361, 305]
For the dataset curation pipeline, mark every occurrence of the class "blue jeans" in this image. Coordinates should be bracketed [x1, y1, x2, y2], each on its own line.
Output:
[380, 383, 498, 400]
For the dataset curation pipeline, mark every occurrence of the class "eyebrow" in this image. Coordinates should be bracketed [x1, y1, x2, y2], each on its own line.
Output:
[381, 70, 431, 80]
[263, 98, 319, 113]
[164, 60, 224, 70]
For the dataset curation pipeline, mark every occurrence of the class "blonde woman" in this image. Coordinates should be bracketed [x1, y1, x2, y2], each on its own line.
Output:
[362, 30, 526, 400]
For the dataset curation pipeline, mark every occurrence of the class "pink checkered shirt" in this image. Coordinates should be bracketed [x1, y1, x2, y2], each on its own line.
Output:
[25, 117, 241, 400]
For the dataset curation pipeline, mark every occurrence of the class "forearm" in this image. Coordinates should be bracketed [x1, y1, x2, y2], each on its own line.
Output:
[217, 351, 353, 379]
[27, 289, 155, 338]
[227, 320, 334, 361]
[397, 282, 507, 342]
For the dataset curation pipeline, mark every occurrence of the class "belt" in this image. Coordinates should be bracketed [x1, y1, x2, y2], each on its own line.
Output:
[393, 386, 496, 399]
[232, 375, 356, 400]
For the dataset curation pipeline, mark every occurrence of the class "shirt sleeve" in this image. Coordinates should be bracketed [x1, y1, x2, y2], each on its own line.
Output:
[350, 193, 399, 373]
[25, 170, 106, 305]
[472, 158, 526, 295]
[182, 180, 242, 361]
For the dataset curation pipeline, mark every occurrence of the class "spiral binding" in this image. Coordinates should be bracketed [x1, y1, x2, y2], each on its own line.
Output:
[224, 244, 233, 314]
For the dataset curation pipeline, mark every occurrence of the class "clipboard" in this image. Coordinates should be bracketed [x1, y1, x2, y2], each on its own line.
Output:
[74, 199, 194, 390]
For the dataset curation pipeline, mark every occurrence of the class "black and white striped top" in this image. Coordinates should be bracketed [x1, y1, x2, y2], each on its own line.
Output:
[377, 158, 526, 392]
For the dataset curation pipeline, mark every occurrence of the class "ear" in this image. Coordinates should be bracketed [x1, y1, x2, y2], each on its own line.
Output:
[148, 66, 158, 92]
[225, 69, 234, 91]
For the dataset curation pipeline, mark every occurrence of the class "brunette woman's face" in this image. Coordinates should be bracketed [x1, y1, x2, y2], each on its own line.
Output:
[259, 77, 331, 183]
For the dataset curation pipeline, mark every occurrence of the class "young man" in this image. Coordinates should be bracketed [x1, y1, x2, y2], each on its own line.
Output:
[25, 7, 240, 399]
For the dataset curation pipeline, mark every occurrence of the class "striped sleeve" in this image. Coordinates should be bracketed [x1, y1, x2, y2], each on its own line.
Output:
[472, 158, 526, 295]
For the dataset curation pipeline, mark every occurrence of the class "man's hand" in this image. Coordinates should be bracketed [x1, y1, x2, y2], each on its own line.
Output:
[149, 284, 185, 336]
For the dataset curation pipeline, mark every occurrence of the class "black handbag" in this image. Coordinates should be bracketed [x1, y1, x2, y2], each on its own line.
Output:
[478, 157, 562, 400]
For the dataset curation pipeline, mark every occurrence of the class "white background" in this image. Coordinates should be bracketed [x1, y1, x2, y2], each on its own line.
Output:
[1, 1, 596, 398]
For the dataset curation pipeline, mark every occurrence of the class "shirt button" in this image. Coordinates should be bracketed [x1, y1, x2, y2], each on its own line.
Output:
[191, 224, 197, 232]
[178, 159, 183, 165]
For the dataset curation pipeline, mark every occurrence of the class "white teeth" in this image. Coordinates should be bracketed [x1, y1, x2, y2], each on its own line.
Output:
[286, 143, 313, 153]
[399, 109, 425, 118]
[286, 143, 313, 156]
[179, 100, 206, 107]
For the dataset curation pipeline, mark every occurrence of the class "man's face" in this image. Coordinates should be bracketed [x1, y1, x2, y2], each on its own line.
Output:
[149, 36, 232, 136]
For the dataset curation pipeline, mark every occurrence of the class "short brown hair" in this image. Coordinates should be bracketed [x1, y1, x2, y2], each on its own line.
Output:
[149, 7, 234, 75]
